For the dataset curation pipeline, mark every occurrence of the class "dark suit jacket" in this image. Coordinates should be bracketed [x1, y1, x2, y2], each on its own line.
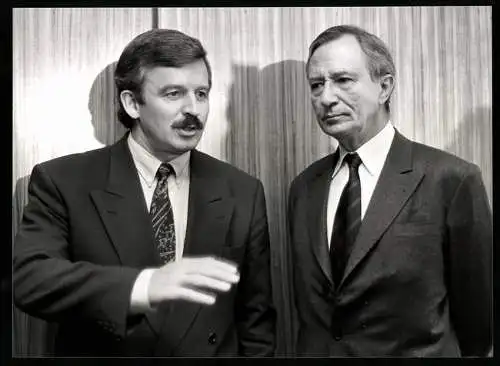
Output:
[13, 135, 276, 357]
[288, 130, 492, 357]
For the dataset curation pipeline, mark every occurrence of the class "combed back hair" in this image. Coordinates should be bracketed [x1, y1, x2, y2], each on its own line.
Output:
[307, 25, 396, 112]
[114, 29, 212, 129]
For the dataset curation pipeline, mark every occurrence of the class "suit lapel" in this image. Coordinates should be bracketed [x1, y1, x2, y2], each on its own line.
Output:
[183, 150, 234, 259]
[340, 131, 425, 287]
[89, 136, 164, 337]
[306, 151, 339, 287]
[162, 149, 234, 351]
[90, 136, 160, 268]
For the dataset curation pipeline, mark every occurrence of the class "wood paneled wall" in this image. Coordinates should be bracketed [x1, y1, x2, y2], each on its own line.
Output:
[12, 7, 492, 356]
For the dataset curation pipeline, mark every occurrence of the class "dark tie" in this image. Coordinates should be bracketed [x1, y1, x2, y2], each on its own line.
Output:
[330, 153, 362, 286]
[150, 163, 176, 264]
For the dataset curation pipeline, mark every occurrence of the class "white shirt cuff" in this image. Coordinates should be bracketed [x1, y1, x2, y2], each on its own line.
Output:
[129, 268, 156, 313]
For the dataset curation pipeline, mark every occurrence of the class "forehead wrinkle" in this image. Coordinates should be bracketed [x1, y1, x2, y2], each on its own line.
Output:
[308, 66, 362, 80]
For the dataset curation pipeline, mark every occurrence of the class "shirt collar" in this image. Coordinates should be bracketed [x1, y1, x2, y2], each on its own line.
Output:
[333, 121, 395, 177]
[127, 133, 191, 187]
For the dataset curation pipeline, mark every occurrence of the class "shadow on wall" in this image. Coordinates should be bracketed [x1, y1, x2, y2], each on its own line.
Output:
[225, 60, 310, 356]
[11, 63, 126, 356]
[225, 64, 260, 176]
[444, 106, 492, 205]
[225, 60, 315, 180]
[88, 61, 128, 146]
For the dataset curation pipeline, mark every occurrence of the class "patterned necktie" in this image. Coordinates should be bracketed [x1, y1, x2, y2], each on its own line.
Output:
[330, 153, 362, 286]
[150, 163, 176, 264]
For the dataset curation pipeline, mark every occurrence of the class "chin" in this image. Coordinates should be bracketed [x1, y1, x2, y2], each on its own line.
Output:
[174, 137, 202, 152]
[320, 120, 357, 139]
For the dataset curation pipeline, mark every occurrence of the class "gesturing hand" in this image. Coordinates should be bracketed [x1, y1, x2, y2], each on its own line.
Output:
[148, 256, 240, 306]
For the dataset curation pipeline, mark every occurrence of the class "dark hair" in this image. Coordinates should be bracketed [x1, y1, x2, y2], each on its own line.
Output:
[307, 25, 395, 112]
[114, 29, 212, 129]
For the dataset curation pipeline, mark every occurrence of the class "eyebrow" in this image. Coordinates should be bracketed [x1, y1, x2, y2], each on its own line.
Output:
[332, 70, 356, 77]
[308, 70, 357, 81]
[156, 84, 210, 95]
[156, 85, 185, 95]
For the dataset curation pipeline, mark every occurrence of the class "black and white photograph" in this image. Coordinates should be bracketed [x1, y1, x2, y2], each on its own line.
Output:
[11, 6, 492, 358]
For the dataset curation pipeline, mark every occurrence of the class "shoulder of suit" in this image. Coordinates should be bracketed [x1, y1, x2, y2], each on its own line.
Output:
[33, 144, 111, 175]
[290, 153, 333, 187]
[409, 140, 480, 173]
[191, 150, 261, 184]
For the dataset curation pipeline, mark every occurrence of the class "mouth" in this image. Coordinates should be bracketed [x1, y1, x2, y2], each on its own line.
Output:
[322, 113, 350, 123]
[177, 124, 200, 131]
[174, 124, 203, 137]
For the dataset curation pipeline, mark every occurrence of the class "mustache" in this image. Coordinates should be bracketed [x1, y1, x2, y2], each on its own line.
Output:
[171, 114, 204, 130]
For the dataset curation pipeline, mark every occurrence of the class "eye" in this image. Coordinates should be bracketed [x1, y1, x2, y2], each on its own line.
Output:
[196, 89, 209, 101]
[164, 89, 182, 100]
[337, 77, 354, 85]
[309, 81, 324, 92]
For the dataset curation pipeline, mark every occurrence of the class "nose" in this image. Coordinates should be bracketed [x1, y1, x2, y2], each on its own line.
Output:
[181, 93, 201, 117]
[319, 81, 340, 107]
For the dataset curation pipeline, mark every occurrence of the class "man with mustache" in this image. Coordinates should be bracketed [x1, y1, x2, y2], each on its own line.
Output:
[14, 29, 276, 357]
[288, 25, 491, 357]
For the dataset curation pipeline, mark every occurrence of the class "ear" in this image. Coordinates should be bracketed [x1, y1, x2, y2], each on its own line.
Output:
[120, 90, 141, 120]
[378, 74, 395, 106]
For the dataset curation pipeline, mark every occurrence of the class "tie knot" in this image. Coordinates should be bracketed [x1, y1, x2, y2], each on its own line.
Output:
[156, 163, 174, 180]
[344, 153, 362, 170]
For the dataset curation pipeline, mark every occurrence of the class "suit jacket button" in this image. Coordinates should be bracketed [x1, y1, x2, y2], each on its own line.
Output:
[208, 332, 217, 345]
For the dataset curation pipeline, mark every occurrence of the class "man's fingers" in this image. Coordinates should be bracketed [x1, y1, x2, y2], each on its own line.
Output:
[196, 266, 240, 284]
[176, 287, 216, 305]
[209, 257, 239, 272]
[150, 258, 239, 306]
[184, 274, 234, 292]
[185, 256, 238, 273]
[184, 257, 240, 283]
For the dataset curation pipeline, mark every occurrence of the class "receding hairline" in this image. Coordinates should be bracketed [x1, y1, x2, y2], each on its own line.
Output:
[306, 32, 394, 82]
[306, 34, 370, 74]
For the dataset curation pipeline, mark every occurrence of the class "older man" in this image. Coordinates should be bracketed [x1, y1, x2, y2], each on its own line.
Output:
[288, 24, 491, 357]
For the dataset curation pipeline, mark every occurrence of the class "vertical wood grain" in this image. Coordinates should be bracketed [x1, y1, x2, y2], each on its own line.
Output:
[12, 8, 153, 356]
